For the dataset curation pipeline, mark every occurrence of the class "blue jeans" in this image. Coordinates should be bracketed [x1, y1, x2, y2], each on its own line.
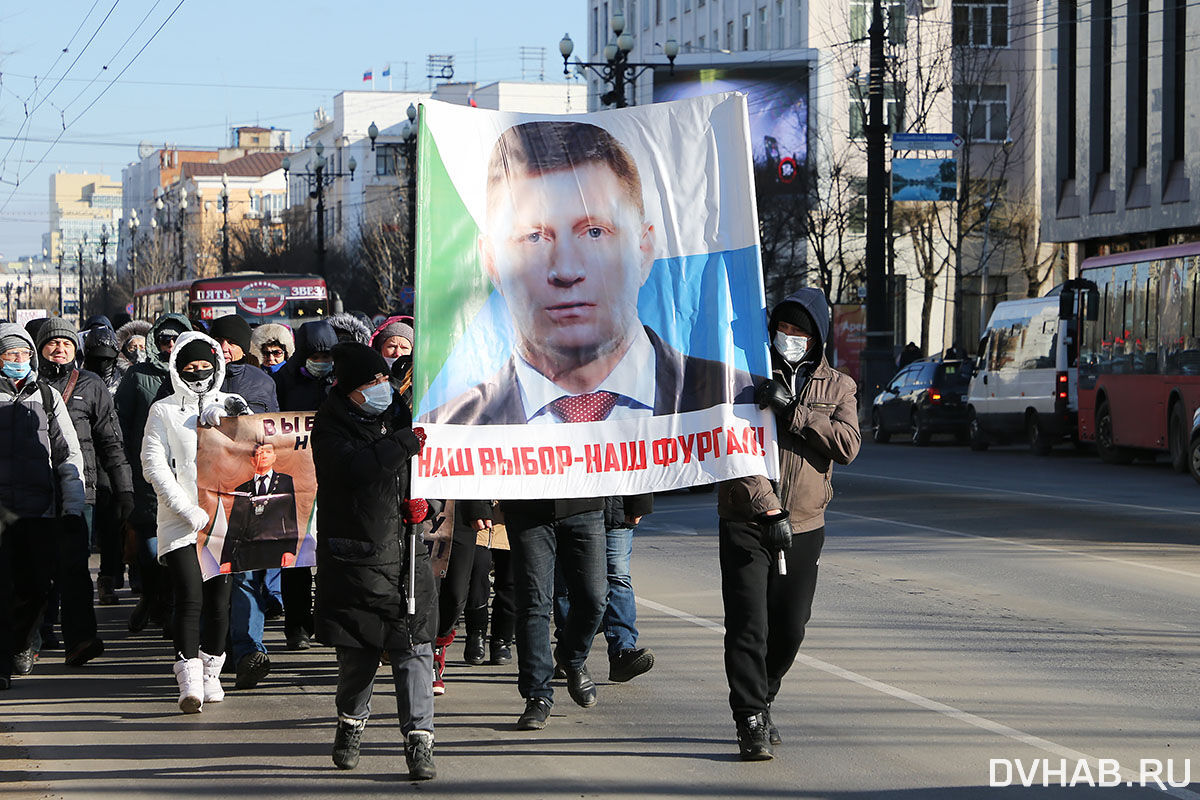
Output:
[231, 570, 279, 662]
[554, 525, 639, 658]
[508, 509, 606, 701]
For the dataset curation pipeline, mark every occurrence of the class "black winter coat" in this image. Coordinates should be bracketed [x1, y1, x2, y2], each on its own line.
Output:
[311, 392, 434, 650]
[222, 361, 279, 413]
[42, 367, 133, 503]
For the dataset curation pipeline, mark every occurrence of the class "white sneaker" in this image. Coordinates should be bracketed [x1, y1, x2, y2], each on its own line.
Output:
[198, 650, 226, 703]
[174, 658, 204, 713]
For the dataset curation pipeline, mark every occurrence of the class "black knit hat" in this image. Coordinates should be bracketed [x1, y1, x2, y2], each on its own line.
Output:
[209, 314, 252, 353]
[773, 302, 818, 337]
[84, 326, 119, 358]
[174, 338, 219, 371]
[332, 342, 388, 396]
[36, 317, 82, 352]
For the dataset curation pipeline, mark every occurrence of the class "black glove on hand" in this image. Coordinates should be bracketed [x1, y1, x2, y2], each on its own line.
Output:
[755, 379, 797, 419]
[224, 396, 251, 417]
[758, 512, 793, 552]
[114, 491, 135, 524]
[392, 427, 421, 456]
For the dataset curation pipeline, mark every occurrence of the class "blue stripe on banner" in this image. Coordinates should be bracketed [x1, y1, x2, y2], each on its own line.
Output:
[417, 245, 769, 418]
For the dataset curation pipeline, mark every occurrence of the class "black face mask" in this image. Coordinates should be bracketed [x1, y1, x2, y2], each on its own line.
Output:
[180, 367, 215, 386]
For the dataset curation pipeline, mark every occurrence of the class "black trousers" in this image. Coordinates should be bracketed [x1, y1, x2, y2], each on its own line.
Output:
[436, 519, 478, 640]
[163, 546, 231, 659]
[465, 545, 515, 641]
[282, 566, 313, 638]
[719, 519, 824, 720]
[54, 514, 99, 650]
[0, 518, 56, 678]
[95, 488, 124, 584]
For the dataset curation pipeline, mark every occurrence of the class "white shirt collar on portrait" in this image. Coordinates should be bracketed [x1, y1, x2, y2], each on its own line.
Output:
[514, 325, 657, 424]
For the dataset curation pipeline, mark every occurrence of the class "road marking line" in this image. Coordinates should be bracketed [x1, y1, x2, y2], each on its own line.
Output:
[638, 596, 1200, 800]
[827, 509, 1200, 580]
[846, 471, 1200, 517]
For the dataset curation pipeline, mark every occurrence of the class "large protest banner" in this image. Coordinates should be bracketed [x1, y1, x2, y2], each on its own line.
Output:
[194, 413, 317, 580]
[413, 93, 778, 499]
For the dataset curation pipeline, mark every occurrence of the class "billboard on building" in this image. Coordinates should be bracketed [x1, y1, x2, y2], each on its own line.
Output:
[653, 65, 809, 196]
[892, 158, 958, 202]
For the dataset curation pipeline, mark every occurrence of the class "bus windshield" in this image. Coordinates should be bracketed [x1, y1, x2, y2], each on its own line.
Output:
[189, 274, 328, 328]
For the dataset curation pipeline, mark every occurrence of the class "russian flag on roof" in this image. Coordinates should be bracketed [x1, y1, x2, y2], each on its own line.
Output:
[362, 69, 372, 82]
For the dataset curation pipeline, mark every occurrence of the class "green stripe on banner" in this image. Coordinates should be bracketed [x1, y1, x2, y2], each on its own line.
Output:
[414, 114, 489, 412]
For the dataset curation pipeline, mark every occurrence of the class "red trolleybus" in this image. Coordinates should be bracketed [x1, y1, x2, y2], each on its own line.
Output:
[135, 272, 329, 329]
[1076, 242, 1200, 469]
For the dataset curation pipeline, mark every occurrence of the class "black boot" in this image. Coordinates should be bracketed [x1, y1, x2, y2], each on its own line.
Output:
[489, 638, 512, 665]
[765, 704, 782, 745]
[332, 718, 365, 769]
[463, 606, 488, 665]
[736, 713, 774, 761]
[405, 730, 436, 780]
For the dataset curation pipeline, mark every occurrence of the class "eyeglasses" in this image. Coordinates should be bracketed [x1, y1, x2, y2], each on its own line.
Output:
[156, 333, 179, 344]
[264, 348, 286, 358]
[1, 349, 33, 362]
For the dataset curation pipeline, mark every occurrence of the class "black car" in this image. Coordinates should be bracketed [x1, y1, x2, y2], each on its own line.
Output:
[872, 359, 973, 446]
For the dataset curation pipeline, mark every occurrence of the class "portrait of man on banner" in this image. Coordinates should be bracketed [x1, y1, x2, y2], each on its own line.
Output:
[220, 441, 300, 572]
[423, 120, 757, 426]
[195, 414, 318, 579]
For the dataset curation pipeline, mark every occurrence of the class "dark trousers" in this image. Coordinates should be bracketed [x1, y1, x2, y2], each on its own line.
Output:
[0, 518, 56, 678]
[719, 519, 824, 720]
[465, 545, 514, 641]
[163, 546, 231, 659]
[95, 488, 124, 585]
[436, 521, 479, 640]
[335, 643, 434, 736]
[282, 566, 313, 638]
[508, 509, 606, 701]
[132, 520, 169, 621]
[54, 513, 99, 651]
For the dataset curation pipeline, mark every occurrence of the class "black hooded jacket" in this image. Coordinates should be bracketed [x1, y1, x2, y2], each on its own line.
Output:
[274, 321, 337, 412]
[222, 360, 280, 414]
[311, 391, 434, 649]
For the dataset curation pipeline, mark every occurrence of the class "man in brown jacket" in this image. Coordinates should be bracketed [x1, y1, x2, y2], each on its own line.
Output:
[716, 287, 861, 761]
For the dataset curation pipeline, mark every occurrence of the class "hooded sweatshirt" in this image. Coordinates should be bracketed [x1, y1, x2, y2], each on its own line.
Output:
[717, 288, 861, 532]
[0, 323, 87, 519]
[328, 312, 372, 346]
[140, 331, 241, 561]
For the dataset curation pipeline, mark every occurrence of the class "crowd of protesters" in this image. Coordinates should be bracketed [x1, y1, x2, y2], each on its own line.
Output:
[0, 286, 859, 777]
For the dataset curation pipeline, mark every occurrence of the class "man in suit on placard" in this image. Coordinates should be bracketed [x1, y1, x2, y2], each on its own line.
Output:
[221, 442, 299, 573]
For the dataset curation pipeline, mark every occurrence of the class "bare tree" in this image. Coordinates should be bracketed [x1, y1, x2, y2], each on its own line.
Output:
[800, 144, 867, 306]
[354, 196, 412, 315]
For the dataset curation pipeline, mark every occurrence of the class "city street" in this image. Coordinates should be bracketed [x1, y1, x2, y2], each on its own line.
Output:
[3, 439, 1199, 799]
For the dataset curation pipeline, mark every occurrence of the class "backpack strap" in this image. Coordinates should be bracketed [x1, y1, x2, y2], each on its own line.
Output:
[63, 368, 80, 403]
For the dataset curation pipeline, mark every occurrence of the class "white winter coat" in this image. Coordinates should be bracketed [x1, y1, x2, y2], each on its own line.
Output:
[141, 331, 244, 562]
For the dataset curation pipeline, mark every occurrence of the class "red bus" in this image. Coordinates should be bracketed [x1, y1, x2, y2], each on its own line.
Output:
[1076, 242, 1200, 470]
[134, 272, 329, 329]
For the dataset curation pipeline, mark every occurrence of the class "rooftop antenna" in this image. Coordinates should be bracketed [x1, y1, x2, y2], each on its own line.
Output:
[520, 46, 546, 81]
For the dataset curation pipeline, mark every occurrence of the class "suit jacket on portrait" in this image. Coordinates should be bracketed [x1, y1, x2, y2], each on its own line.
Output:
[220, 471, 300, 573]
[422, 326, 761, 425]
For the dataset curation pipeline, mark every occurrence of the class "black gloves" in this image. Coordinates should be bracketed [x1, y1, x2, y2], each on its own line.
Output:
[114, 491, 135, 524]
[755, 379, 797, 419]
[224, 396, 251, 417]
[392, 427, 422, 456]
[757, 512, 793, 553]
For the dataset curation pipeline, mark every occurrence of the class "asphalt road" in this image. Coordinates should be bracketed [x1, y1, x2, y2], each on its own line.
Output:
[3, 438, 1199, 799]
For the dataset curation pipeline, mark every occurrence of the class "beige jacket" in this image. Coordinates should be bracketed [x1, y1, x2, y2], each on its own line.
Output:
[718, 357, 861, 532]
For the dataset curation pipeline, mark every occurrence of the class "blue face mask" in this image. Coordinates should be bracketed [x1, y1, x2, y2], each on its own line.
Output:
[2, 360, 32, 380]
[356, 381, 393, 416]
[305, 358, 333, 378]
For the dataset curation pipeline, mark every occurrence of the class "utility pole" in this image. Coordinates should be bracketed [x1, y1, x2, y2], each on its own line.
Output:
[100, 226, 110, 318]
[861, 0, 894, 406]
[77, 234, 87, 325]
[57, 252, 64, 317]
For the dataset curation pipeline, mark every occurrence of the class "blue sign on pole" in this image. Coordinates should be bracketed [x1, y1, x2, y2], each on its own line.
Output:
[891, 132, 963, 151]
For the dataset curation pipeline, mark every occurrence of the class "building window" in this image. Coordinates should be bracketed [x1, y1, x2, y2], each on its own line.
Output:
[684, 0, 691, 11]
[850, 0, 906, 45]
[592, 6, 599, 51]
[376, 145, 401, 176]
[849, 177, 868, 234]
[644, 0, 651, 28]
[656, 0, 662, 23]
[849, 83, 904, 139]
[953, 84, 1008, 142]
[776, 0, 785, 48]
[952, 0, 1008, 48]
[1058, 0, 1077, 182]
[1091, 0, 1112, 174]
[629, 0, 637, 31]
[684, 40, 693, 52]
[1127, 0, 1148, 173]
[699, 34, 706, 49]
[1163, 0, 1187, 164]
[726, 20, 734, 49]
[758, 7, 768, 50]
[668, 0, 677, 18]
[742, 13, 751, 50]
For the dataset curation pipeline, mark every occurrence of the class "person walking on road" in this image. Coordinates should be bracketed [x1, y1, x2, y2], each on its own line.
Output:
[717, 287, 861, 761]
[311, 342, 436, 781]
[141, 331, 245, 713]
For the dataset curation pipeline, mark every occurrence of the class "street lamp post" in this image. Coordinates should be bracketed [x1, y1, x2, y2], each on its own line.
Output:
[282, 141, 358, 278]
[100, 224, 110, 317]
[176, 187, 188, 283]
[558, 14, 678, 108]
[77, 233, 87, 324]
[57, 251, 64, 317]
[220, 173, 231, 274]
[128, 209, 139, 307]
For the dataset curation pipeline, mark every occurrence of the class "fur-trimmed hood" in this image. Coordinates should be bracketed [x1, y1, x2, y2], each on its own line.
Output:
[328, 312, 371, 345]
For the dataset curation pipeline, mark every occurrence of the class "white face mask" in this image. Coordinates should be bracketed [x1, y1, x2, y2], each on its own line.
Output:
[773, 331, 811, 363]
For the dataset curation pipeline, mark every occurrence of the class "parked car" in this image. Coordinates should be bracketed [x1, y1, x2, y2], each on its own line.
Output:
[872, 358, 972, 446]
[1188, 407, 1200, 485]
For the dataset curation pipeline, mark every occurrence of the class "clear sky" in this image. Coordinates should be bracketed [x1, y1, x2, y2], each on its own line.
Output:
[0, 0, 585, 258]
